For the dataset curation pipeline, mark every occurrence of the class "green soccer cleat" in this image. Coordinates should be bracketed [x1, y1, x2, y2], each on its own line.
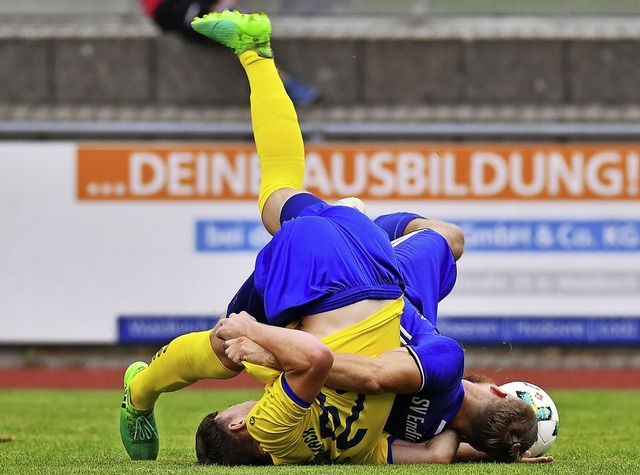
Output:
[191, 9, 273, 58]
[119, 361, 159, 460]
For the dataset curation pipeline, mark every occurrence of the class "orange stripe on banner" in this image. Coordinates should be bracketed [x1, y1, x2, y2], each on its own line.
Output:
[76, 143, 259, 201]
[76, 143, 640, 201]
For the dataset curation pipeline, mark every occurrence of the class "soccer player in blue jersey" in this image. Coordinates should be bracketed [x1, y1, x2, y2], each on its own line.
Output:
[222, 209, 546, 464]
[325, 211, 546, 463]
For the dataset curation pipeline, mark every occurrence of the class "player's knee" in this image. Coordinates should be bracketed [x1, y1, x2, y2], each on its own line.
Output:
[260, 189, 300, 235]
[448, 224, 465, 261]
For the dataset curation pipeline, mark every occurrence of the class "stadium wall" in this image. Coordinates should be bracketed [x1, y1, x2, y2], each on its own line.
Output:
[2, 17, 640, 112]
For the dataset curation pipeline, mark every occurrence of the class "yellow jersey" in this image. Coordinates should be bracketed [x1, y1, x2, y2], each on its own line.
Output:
[245, 297, 403, 464]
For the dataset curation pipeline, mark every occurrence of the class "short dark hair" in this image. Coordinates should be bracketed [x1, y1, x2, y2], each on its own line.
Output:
[463, 373, 496, 384]
[195, 411, 267, 466]
[467, 397, 538, 463]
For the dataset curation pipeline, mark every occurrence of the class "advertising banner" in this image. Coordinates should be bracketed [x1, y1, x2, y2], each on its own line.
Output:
[77, 143, 640, 201]
[1, 142, 639, 344]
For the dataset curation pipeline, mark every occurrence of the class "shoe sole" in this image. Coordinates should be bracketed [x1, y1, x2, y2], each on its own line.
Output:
[191, 10, 271, 51]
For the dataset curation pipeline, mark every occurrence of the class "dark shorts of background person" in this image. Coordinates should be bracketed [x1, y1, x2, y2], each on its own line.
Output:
[153, 0, 218, 40]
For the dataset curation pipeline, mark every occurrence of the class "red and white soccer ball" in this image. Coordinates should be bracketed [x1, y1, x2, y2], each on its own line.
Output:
[500, 381, 559, 456]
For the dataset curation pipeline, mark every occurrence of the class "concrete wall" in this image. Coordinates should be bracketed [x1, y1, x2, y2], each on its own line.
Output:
[2, 17, 640, 112]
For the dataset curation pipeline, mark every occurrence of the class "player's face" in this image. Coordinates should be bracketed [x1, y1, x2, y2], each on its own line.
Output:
[218, 399, 258, 424]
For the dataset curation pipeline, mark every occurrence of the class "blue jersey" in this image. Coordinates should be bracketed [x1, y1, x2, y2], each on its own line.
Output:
[384, 300, 464, 442]
[380, 226, 465, 443]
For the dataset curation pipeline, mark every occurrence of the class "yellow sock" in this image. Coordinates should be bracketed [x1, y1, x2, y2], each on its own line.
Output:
[239, 51, 305, 213]
[129, 330, 239, 410]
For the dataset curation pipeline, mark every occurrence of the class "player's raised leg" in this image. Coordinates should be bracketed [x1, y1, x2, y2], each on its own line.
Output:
[120, 12, 308, 461]
[192, 10, 305, 235]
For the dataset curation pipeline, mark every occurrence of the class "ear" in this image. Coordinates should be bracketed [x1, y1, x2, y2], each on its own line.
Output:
[228, 419, 247, 431]
[490, 385, 509, 398]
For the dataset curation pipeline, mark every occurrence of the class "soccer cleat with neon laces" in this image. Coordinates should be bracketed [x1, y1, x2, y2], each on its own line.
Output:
[191, 9, 273, 58]
[119, 361, 159, 460]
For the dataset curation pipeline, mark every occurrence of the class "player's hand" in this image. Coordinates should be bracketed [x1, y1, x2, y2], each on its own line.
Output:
[216, 311, 256, 341]
[334, 196, 367, 214]
[519, 451, 554, 463]
[223, 336, 278, 367]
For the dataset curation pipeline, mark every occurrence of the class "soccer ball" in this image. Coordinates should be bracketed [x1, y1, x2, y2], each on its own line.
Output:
[500, 381, 559, 456]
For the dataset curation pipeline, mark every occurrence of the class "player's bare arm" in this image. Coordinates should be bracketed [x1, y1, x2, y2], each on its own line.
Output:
[404, 217, 464, 261]
[219, 333, 279, 369]
[229, 340, 421, 396]
[518, 452, 555, 464]
[207, 318, 244, 372]
[217, 311, 334, 402]
[390, 429, 459, 464]
[324, 347, 422, 395]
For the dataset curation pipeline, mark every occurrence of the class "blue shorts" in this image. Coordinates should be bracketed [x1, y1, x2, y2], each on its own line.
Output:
[253, 196, 404, 326]
[391, 229, 457, 326]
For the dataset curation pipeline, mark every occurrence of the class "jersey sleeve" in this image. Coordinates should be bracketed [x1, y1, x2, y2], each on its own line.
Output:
[246, 374, 313, 465]
[406, 332, 464, 393]
[243, 361, 281, 385]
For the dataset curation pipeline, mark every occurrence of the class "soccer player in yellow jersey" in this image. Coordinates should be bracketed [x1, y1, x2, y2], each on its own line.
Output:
[186, 10, 412, 465]
[199, 304, 404, 465]
[122, 9, 410, 465]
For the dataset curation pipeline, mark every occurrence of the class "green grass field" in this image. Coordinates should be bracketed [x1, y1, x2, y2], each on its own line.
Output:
[0, 388, 638, 474]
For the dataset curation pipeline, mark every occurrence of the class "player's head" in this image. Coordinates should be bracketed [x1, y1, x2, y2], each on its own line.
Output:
[195, 400, 270, 466]
[463, 373, 496, 384]
[465, 383, 538, 462]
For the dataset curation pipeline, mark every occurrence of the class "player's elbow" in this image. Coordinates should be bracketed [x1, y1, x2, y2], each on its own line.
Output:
[430, 450, 455, 464]
[443, 223, 464, 261]
[405, 219, 465, 261]
[423, 430, 459, 464]
[306, 343, 334, 377]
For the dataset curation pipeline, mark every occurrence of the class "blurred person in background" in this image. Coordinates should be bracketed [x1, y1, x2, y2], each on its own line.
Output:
[138, 0, 322, 106]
